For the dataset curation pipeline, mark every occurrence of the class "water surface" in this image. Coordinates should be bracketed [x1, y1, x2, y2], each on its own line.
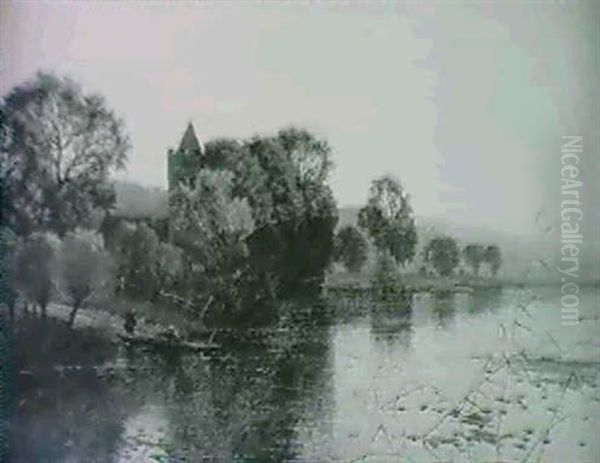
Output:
[11, 287, 600, 462]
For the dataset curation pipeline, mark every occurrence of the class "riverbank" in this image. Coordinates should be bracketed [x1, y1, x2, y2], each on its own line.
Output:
[324, 271, 502, 295]
[36, 301, 217, 351]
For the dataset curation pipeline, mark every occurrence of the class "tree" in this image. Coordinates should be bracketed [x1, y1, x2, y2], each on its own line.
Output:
[334, 225, 368, 273]
[170, 168, 255, 312]
[424, 236, 460, 277]
[277, 127, 332, 186]
[167, 127, 338, 322]
[118, 223, 160, 300]
[462, 243, 486, 276]
[13, 232, 60, 317]
[242, 130, 337, 296]
[203, 138, 273, 226]
[59, 230, 114, 327]
[358, 175, 417, 266]
[484, 244, 502, 277]
[1, 72, 129, 236]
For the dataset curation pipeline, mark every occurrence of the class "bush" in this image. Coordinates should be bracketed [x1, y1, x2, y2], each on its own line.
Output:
[13, 232, 60, 317]
[59, 230, 114, 327]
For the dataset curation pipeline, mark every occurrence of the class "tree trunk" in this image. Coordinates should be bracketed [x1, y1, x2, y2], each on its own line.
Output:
[67, 301, 81, 328]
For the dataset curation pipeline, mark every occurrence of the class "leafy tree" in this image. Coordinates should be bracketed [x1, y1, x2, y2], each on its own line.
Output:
[334, 225, 368, 273]
[1, 72, 129, 236]
[167, 127, 337, 322]
[170, 168, 255, 312]
[484, 244, 502, 277]
[244, 130, 337, 296]
[358, 175, 417, 266]
[13, 232, 60, 317]
[203, 138, 272, 226]
[59, 230, 114, 327]
[277, 127, 332, 186]
[424, 236, 460, 277]
[462, 243, 486, 276]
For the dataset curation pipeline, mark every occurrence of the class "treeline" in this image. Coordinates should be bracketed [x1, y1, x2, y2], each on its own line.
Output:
[331, 176, 502, 280]
[0, 72, 337, 328]
[1, 71, 503, 329]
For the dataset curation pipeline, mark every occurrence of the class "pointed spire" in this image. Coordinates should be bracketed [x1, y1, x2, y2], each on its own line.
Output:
[178, 121, 204, 154]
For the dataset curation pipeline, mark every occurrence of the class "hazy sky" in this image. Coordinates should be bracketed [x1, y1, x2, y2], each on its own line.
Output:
[1, 1, 597, 235]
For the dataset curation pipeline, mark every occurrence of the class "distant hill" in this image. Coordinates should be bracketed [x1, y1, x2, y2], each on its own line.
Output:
[113, 181, 168, 219]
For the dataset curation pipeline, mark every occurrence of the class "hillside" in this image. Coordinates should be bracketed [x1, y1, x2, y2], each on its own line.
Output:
[113, 181, 168, 219]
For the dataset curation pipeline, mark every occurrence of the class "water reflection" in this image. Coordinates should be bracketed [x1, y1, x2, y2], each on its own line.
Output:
[430, 290, 456, 329]
[118, 316, 335, 461]
[11, 288, 599, 462]
[467, 287, 503, 314]
[10, 318, 139, 462]
[370, 291, 414, 350]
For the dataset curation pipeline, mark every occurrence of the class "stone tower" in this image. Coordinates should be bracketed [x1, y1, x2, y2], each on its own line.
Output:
[167, 122, 205, 193]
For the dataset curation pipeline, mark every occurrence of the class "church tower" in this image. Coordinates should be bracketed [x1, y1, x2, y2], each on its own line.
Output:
[167, 121, 205, 194]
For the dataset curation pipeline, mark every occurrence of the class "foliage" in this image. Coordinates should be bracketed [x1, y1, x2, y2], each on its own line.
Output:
[116, 222, 160, 300]
[245, 129, 338, 297]
[59, 229, 114, 326]
[424, 236, 460, 277]
[13, 232, 60, 315]
[167, 128, 337, 324]
[0, 227, 19, 319]
[462, 243, 486, 276]
[155, 242, 184, 291]
[1, 72, 129, 236]
[203, 138, 272, 225]
[170, 168, 255, 313]
[277, 127, 333, 186]
[171, 169, 255, 266]
[484, 244, 502, 277]
[334, 225, 368, 273]
[358, 175, 417, 266]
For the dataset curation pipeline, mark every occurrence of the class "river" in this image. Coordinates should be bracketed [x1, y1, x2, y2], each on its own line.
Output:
[9, 286, 600, 462]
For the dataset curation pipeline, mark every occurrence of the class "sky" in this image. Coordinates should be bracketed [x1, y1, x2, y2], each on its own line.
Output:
[1, 1, 598, 236]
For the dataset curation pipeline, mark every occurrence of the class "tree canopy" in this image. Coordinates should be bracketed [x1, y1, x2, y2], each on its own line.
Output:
[334, 225, 368, 273]
[424, 236, 460, 277]
[484, 244, 502, 277]
[358, 175, 417, 266]
[1, 72, 129, 236]
[462, 243, 486, 276]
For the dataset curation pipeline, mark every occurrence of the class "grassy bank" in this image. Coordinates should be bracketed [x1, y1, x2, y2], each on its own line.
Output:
[324, 271, 502, 294]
